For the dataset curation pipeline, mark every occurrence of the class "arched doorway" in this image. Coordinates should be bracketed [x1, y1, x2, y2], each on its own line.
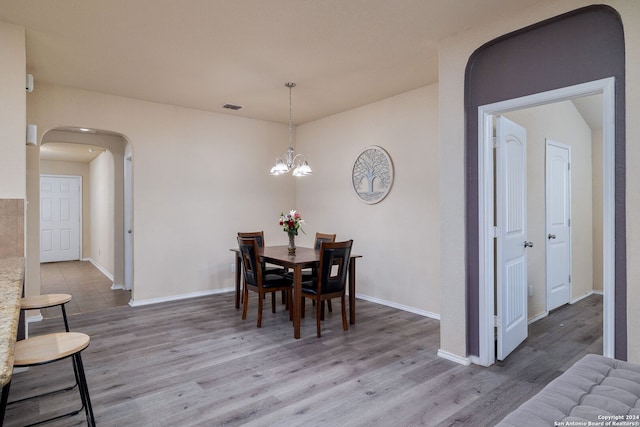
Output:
[464, 5, 626, 364]
[39, 127, 133, 295]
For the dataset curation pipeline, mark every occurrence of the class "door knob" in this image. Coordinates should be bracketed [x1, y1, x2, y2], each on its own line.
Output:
[548, 234, 556, 239]
[524, 241, 534, 248]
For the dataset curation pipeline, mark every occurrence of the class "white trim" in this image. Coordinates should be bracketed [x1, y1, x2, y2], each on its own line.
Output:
[477, 77, 616, 366]
[571, 290, 602, 304]
[88, 257, 114, 281]
[437, 349, 472, 366]
[355, 293, 440, 320]
[528, 311, 548, 325]
[26, 314, 44, 323]
[128, 288, 234, 307]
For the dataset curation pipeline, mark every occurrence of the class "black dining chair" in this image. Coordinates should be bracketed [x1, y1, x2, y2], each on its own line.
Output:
[286, 232, 337, 313]
[300, 240, 353, 337]
[237, 237, 292, 327]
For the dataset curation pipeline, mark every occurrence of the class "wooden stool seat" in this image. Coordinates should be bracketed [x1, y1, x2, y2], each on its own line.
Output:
[21, 293, 72, 310]
[14, 332, 89, 367]
[9, 332, 95, 426]
[21, 293, 73, 332]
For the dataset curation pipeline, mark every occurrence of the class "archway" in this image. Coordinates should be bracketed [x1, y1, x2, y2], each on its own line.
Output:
[40, 127, 133, 295]
[464, 5, 626, 363]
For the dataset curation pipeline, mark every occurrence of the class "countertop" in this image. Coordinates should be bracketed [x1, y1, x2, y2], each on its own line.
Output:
[0, 257, 24, 387]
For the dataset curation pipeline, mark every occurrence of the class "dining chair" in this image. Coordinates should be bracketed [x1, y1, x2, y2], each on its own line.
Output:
[237, 231, 286, 276]
[300, 240, 353, 337]
[237, 231, 287, 305]
[286, 232, 337, 313]
[237, 237, 292, 327]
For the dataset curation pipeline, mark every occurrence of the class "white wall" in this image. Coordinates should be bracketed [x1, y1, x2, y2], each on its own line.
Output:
[0, 22, 26, 199]
[505, 100, 594, 319]
[438, 0, 640, 362]
[26, 82, 295, 302]
[296, 85, 440, 317]
[90, 151, 115, 276]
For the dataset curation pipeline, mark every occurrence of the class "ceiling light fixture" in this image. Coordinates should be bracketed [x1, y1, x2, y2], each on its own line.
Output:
[269, 82, 312, 177]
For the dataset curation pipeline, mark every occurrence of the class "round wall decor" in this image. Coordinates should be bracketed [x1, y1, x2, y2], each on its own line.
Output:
[351, 146, 394, 204]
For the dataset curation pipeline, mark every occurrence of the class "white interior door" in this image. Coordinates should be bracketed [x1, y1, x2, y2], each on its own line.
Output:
[40, 175, 81, 263]
[496, 116, 529, 361]
[546, 140, 572, 311]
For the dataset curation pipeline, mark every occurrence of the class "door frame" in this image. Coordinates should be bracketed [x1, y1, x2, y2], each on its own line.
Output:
[475, 77, 615, 366]
[40, 174, 83, 263]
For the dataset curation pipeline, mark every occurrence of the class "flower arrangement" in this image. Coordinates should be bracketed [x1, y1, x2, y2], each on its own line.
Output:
[279, 210, 305, 236]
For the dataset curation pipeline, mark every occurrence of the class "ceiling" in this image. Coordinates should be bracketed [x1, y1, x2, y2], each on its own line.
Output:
[0, 0, 551, 125]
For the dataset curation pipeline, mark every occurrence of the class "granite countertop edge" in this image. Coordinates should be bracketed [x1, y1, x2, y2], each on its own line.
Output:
[0, 257, 24, 387]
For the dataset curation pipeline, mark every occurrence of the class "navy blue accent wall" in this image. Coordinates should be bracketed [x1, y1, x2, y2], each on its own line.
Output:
[464, 5, 626, 359]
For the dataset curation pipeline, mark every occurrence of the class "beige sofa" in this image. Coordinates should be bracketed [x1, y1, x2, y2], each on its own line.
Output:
[496, 354, 640, 426]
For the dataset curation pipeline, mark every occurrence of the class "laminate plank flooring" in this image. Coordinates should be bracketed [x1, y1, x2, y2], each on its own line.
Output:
[4, 293, 602, 426]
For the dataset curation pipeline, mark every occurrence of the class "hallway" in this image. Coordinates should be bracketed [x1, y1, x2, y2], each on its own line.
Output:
[39, 261, 131, 318]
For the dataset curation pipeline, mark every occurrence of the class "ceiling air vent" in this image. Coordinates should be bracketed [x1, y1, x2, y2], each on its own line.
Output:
[221, 103, 243, 111]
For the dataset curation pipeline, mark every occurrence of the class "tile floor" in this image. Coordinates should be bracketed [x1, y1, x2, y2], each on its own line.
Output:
[39, 261, 131, 318]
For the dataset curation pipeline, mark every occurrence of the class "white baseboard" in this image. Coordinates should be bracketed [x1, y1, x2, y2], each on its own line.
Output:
[129, 288, 234, 307]
[572, 290, 602, 304]
[88, 258, 114, 281]
[26, 314, 43, 323]
[528, 311, 549, 325]
[111, 283, 125, 290]
[355, 293, 440, 320]
[437, 349, 471, 366]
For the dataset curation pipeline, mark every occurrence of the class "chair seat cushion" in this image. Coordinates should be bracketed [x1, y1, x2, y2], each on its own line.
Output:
[284, 270, 315, 281]
[263, 274, 291, 288]
[264, 266, 286, 276]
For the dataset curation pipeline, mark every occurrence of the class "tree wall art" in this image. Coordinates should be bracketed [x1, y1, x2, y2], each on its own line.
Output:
[351, 146, 394, 204]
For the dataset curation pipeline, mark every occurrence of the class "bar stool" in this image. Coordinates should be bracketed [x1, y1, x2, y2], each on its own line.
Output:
[15, 293, 79, 400]
[21, 293, 72, 331]
[11, 332, 96, 426]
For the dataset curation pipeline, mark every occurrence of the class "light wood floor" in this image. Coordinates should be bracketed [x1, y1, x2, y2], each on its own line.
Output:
[5, 292, 602, 426]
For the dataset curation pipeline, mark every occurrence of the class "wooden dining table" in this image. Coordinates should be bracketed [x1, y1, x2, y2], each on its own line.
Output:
[231, 245, 361, 339]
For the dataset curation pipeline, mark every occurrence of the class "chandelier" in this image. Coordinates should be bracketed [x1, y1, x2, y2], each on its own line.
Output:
[269, 82, 312, 176]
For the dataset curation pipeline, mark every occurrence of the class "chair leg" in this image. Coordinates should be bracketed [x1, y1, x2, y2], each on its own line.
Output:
[316, 298, 322, 338]
[327, 300, 333, 313]
[320, 301, 325, 321]
[341, 294, 348, 331]
[271, 292, 276, 313]
[257, 291, 264, 327]
[301, 297, 305, 318]
[242, 288, 249, 320]
[288, 289, 293, 321]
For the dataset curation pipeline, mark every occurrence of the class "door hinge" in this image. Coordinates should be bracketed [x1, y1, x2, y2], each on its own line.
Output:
[568, 218, 571, 227]
[494, 315, 501, 328]
[569, 274, 572, 283]
[493, 226, 500, 238]
[492, 137, 498, 149]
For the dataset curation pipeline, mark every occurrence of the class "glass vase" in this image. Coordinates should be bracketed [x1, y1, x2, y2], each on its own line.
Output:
[288, 233, 296, 255]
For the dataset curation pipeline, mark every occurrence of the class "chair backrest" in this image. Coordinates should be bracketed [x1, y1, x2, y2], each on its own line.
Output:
[237, 237, 263, 288]
[238, 231, 265, 248]
[316, 240, 353, 294]
[314, 232, 336, 249]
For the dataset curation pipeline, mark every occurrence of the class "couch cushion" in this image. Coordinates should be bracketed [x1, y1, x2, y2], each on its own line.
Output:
[497, 354, 640, 426]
